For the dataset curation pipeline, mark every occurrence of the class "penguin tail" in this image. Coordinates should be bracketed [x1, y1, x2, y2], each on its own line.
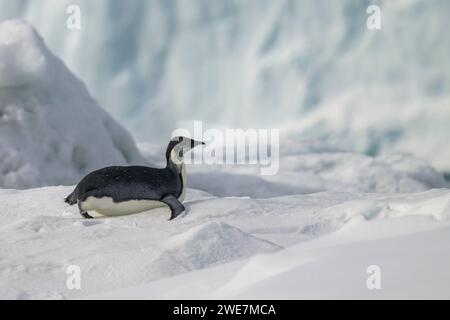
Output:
[64, 190, 77, 205]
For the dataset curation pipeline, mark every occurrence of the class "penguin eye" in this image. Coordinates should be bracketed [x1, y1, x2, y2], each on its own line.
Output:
[175, 144, 184, 158]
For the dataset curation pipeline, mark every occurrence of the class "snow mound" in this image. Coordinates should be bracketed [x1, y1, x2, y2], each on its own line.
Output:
[185, 154, 447, 198]
[0, 20, 145, 189]
[327, 190, 450, 225]
[151, 222, 282, 277]
[280, 152, 448, 193]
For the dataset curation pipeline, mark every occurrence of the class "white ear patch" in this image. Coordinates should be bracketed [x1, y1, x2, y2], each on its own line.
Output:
[170, 149, 183, 167]
[170, 149, 187, 203]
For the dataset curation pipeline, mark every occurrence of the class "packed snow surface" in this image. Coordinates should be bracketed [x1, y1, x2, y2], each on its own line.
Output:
[0, 20, 145, 189]
[0, 185, 449, 299]
[1, 137, 449, 299]
[0, 138, 448, 299]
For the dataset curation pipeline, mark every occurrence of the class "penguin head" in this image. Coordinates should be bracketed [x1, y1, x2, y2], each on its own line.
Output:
[166, 136, 205, 162]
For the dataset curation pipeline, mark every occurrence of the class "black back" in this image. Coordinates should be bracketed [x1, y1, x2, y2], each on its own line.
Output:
[74, 165, 182, 202]
[72, 138, 186, 203]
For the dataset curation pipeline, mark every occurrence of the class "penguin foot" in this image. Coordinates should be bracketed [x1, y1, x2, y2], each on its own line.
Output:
[80, 212, 93, 219]
[162, 195, 185, 221]
[77, 202, 93, 219]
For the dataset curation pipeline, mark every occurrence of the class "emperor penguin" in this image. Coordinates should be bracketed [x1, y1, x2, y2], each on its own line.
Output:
[64, 136, 204, 220]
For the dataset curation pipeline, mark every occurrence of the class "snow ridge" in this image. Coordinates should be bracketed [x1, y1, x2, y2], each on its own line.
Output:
[0, 20, 146, 189]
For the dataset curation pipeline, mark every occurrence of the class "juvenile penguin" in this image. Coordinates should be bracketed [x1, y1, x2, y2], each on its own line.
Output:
[64, 136, 204, 220]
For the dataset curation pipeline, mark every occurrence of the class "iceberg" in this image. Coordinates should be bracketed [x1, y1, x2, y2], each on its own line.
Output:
[0, 20, 145, 189]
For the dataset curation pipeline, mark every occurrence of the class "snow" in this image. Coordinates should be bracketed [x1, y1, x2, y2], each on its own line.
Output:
[0, 14, 449, 301]
[0, 185, 449, 299]
[0, 127, 448, 299]
[139, 141, 448, 197]
[115, 223, 450, 300]
[0, 20, 146, 189]
[149, 222, 281, 277]
[1, 1, 449, 172]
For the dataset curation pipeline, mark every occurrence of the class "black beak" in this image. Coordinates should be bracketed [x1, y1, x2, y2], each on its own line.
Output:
[191, 139, 205, 148]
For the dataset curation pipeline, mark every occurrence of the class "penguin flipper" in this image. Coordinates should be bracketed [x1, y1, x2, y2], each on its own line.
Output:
[161, 195, 185, 220]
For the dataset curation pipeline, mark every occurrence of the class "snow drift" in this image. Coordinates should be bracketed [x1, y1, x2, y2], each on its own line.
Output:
[150, 222, 281, 277]
[0, 185, 449, 299]
[0, 20, 145, 189]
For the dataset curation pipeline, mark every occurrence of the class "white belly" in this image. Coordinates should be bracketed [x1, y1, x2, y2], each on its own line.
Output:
[81, 196, 166, 217]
